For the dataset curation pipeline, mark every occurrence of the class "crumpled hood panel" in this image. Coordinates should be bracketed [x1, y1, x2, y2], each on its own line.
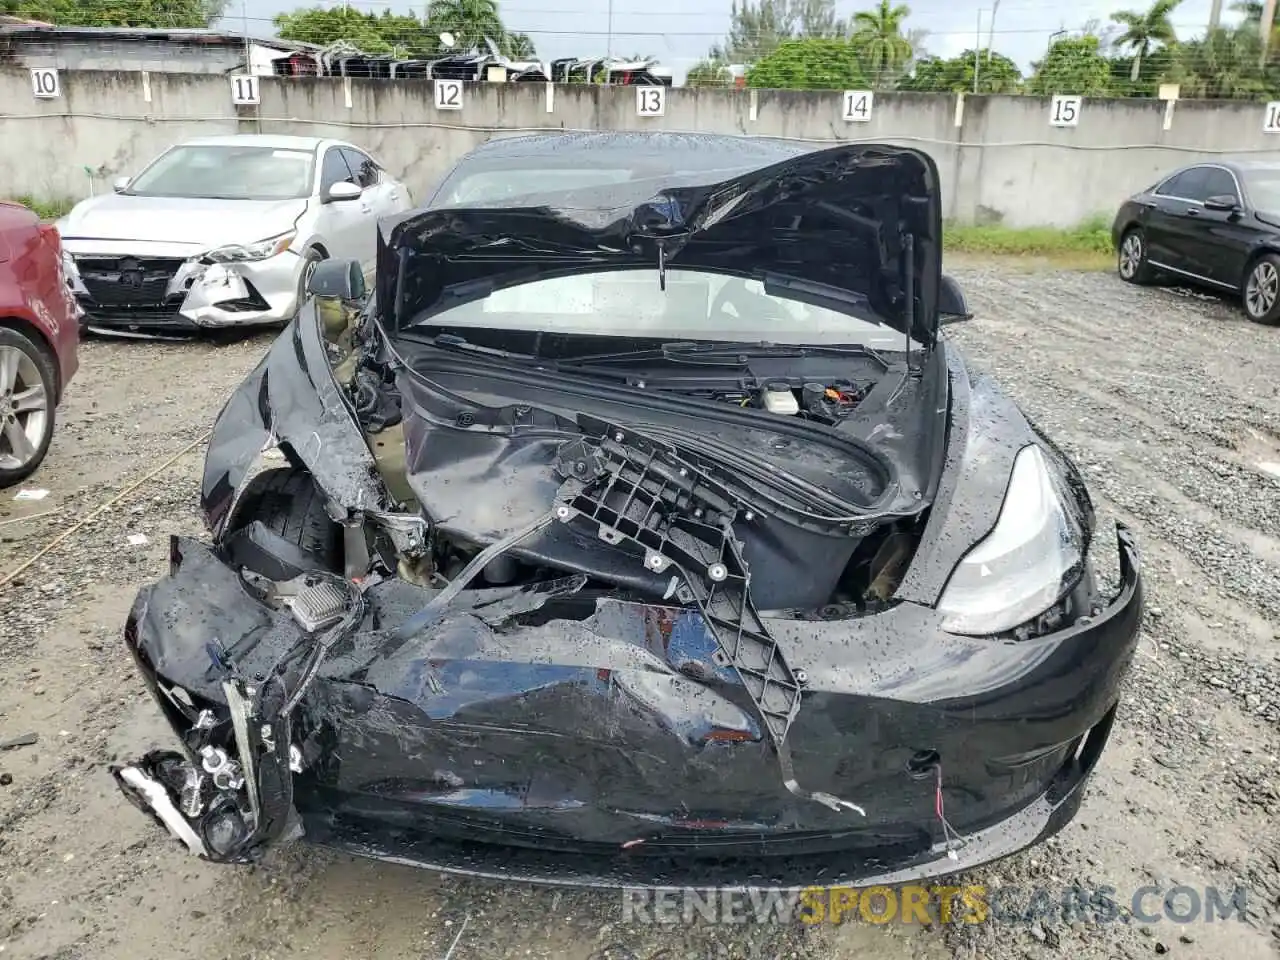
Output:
[377, 143, 943, 347]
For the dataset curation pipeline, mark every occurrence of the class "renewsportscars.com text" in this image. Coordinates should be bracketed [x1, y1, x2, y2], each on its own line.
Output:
[620, 884, 1251, 926]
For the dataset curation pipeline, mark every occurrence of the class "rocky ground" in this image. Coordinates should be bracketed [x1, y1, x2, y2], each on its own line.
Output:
[0, 265, 1277, 960]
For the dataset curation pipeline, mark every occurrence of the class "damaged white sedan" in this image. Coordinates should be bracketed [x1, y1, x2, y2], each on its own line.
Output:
[57, 134, 410, 338]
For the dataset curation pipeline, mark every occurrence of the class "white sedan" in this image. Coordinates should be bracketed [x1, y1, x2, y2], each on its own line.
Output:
[57, 134, 411, 337]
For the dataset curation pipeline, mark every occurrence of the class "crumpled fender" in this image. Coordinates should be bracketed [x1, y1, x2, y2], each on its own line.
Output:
[200, 302, 392, 536]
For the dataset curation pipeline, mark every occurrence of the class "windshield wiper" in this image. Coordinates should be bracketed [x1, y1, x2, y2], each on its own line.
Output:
[567, 340, 890, 370]
[397, 331, 540, 364]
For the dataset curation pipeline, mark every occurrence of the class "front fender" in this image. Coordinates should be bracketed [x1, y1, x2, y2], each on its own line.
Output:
[200, 299, 393, 536]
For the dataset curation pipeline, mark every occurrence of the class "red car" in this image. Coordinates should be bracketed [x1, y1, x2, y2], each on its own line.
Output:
[0, 201, 79, 486]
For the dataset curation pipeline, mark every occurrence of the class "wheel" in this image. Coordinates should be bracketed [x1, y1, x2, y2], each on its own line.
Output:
[1117, 228, 1154, 284]
[1243, 254, 1280, 325]
[226, 467, 342, 572]
[0, 326, 57, 487]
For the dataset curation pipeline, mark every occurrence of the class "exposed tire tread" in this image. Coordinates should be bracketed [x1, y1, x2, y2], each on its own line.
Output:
[227, 467, 341, 570]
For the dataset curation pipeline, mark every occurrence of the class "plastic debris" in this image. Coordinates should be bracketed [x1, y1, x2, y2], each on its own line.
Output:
[13, 488, 49, 501]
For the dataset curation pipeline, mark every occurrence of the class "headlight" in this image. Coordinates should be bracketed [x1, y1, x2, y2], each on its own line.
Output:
[206, 232, 296, 263]
[936, 444, 1085, 636]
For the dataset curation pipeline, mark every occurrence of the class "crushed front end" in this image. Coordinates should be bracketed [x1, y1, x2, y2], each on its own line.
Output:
[115, 517, 1141, 883]
[113, 141, 1145, 887]
[62, 243, 307, 335]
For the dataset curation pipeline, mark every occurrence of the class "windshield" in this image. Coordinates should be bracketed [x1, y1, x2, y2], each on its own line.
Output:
[413, 268, 918, 349]
[127, 145, 315, 201]
[440, 168, 637, 205]
[1245, 169, 1280, 211]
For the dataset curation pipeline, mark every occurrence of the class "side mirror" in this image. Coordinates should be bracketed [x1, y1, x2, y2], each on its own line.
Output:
[324, 181, 362, 203]
[938, 274, 973, 325]
[1203, 194, 1239, 213]
[307, 258, 366, 301]
[112, 176, 131, 193]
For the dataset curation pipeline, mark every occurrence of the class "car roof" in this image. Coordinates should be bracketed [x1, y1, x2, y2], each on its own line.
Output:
[176, 134, 328, 151]
[1218, 159, 1280, 173]
[455, 131, 816, 173]
[1166, 158, 1280, 176]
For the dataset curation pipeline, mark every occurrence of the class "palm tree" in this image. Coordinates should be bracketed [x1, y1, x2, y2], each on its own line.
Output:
[1110, 0, 1181, 82]
[501, 31, 536, 59]
[850, 0, 913, 86]
[426, 0, 504, 53]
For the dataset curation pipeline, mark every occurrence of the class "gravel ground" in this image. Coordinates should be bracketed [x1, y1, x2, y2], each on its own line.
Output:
[0, 267, 1278, 960]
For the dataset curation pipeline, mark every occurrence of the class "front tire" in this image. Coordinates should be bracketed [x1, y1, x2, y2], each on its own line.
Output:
[1243, 254, 1280, 325]
[1117, 228, 1154, 284]
[0, 326, 57, 487]
[226, 467, 342, 573]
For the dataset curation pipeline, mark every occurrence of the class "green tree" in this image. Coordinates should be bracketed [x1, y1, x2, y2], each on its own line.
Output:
[274, 7, 436, 57]
[1110, 0, 1181, 82]
[1029, 35, 1114, 94]
[899, 49, 1022, 93]
[1168, 25, 1280, 97]
[710, 0, 795, 62]
[686, 59, 735, 85]
[1, 0, 227, 27]
[708, 0, 846, 63]
[425, 0, 503, 53]
[746, 37, 869, 89]
[1106, 43, 1177, 95]
[849, 0, 913, 87]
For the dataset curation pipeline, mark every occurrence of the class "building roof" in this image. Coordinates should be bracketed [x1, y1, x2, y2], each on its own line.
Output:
[0, 23, 321, 52]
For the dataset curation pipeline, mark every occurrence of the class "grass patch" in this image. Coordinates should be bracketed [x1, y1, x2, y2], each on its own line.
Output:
[1, 195, 76, 222]
[943, 215, 1114, 270]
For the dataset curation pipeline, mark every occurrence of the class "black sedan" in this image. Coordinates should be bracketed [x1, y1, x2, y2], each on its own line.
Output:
[1112, 159, 1280, 324]
[112, 133, 1143, 890]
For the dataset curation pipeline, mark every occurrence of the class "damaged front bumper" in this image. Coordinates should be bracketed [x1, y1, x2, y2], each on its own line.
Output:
[112, 524, 1144, 889]
[63, 247, 307, 335]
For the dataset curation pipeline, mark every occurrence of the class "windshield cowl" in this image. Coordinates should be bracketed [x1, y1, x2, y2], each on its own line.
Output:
[376, 143, 943, 349]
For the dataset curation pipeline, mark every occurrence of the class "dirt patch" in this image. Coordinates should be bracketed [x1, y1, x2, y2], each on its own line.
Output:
[1, 271, 1278, 959]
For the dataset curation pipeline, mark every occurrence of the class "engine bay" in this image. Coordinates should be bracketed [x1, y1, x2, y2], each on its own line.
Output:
[253, 307, 937, 624]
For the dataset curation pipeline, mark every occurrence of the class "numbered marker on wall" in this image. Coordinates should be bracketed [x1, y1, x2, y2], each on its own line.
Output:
[842, 90, 873, 122]
[636, 85, 666, 117]
[231, 75, 260, 106]
[435, 78, 463, 111]
[1264, 101, 1280, 132]
[30, 68, 60, 99]
[1049, 94, 1082, 127]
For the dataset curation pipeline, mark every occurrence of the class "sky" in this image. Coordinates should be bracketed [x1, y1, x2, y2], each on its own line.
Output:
[219, 0, 1237, 81]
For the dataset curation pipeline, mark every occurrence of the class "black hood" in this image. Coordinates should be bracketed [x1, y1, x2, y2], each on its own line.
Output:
[375, 143, 943, 348]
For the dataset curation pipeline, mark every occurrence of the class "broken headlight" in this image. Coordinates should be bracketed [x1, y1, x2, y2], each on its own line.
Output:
[936, 444, 1085, 636]
[206, 231, 296, 263]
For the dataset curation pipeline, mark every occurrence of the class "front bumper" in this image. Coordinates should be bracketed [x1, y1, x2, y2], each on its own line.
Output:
[114, 525, 1143, 889]
[64, 249, 306, 333]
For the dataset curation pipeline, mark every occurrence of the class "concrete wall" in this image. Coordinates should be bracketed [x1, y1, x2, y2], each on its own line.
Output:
[3, 37, 265, 75]
[3, 67, 1280, 227]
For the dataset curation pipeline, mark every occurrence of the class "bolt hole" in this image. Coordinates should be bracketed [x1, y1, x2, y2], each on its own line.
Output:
[906, 749, 940, 779]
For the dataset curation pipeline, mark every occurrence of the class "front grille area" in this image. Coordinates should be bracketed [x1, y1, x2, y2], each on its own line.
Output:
[75, 256, 186, 308]
[82, 306, 188, 327]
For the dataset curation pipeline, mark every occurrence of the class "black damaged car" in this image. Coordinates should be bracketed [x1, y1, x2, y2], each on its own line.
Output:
[113, 133, 1144, 889]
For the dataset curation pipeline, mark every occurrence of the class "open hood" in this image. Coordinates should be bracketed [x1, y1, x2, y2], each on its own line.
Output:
[375, 143, 943, 349]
